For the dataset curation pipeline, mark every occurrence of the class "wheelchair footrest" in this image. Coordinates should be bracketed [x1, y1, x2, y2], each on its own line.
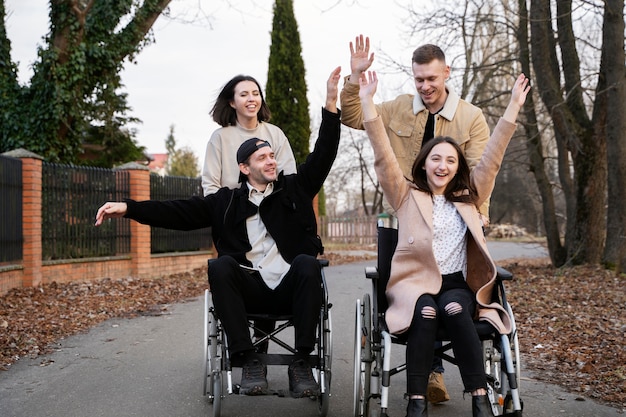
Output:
[233, 384, 289, 397]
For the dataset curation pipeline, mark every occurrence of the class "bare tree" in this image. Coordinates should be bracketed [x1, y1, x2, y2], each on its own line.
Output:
[323, 127, 382, 216]
[395, 0, 624, 268]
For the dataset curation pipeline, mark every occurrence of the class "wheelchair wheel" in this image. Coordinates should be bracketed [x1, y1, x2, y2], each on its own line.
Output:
[484, 338, 503, 415]
[485, 312, 523, 416]
[317, 372, 331, 417]
[502, 306, 523, 415]
[203, 289, 211, 396]
[353, 294, 372, 417]
[317, 306, 333, 416]
[204, 290, 223, 417]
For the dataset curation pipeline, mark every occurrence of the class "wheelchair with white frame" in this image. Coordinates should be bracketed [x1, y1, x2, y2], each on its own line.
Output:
[203, 258, 332, 417]
[353, 223, 523, 417]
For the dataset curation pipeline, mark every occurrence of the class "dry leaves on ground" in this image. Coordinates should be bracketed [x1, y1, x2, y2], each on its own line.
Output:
[501, 259, 625, 411]
[0, 253, 624, 411]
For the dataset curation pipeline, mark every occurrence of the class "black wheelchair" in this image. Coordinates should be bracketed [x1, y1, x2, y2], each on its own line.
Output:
[203, 259, 332, 417]
[353, 225, 523, 417]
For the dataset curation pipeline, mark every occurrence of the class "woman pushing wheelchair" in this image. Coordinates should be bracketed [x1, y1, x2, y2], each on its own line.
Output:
[357, 71, 530, 417]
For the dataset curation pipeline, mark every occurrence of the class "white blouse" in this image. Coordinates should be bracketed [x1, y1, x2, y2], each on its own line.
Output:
[431, 195, 468, 277]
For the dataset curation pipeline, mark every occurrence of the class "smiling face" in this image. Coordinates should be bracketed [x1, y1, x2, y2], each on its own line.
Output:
[423, 142, 459, 195]
[230, 80, 262, 125]
[239, 143, 277, 190]
[412, 59, 450, 113]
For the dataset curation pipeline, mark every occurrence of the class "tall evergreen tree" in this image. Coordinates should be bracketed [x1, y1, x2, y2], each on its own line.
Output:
[266, 0, 310, 165]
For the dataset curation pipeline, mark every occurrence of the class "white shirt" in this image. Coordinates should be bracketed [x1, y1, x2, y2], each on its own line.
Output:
[432, 195, 468, 277]
[244, 182, 290, 289]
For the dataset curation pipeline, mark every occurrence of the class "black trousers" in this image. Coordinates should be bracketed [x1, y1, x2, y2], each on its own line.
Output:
[208, 254, 323, 356]
[406, 272, 487, 395]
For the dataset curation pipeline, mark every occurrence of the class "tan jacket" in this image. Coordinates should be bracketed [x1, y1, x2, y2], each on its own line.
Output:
[362, 115, 514, 335]
[341, 79, 491, 216]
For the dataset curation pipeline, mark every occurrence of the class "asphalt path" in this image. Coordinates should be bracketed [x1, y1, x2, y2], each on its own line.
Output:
[0, 241, 622, 416]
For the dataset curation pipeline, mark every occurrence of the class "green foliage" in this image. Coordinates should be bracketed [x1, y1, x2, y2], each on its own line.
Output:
[168, 147, 199, 178]
[318, 186, 326, 216]
[266, 0, 311, 165]
[163, 125, 199, 178]
[0, 3, 24, 146]
[165, 124, 176, 156]
[0, 0, 172, 165]
[79, 77, 146, 167]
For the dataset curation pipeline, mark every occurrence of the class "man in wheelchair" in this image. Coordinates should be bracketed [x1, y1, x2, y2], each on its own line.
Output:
[95, 67, 343, 399]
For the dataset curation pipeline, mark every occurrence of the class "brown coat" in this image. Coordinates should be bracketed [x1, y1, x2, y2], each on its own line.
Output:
[363, 115, 515, 335]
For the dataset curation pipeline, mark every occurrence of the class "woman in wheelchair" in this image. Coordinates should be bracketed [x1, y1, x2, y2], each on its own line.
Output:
[357, 71, 529, 417]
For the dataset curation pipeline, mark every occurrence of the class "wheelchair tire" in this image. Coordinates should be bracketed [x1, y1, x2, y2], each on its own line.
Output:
[204, 290, 223, 412]
[353, 294, 372, 417]
[317, 309, 333, 417]
[211, 372, 222, 417]
[485, 328, 523, 415]
[203, 289, 210, 396]
[317, 375, 330, 417]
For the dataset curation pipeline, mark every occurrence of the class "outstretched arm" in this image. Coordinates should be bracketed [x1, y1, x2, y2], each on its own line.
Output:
[348, 34, 375, 85]
[502, 73, 531, 124]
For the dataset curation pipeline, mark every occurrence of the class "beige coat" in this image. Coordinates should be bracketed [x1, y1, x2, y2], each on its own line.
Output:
[363, 115, 514, 336]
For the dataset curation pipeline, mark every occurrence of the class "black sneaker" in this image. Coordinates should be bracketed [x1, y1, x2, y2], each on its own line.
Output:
[240, 358, 268, 395]
[288, 359, 320, 398]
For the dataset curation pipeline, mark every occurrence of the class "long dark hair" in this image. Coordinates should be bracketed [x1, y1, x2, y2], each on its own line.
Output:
[210, 75, 272, 127]
[411, 136, 477, 204]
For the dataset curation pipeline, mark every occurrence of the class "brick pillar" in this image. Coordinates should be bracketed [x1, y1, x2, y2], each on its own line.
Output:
[8, 150, 44, 287]
[118, 163, 151, 278]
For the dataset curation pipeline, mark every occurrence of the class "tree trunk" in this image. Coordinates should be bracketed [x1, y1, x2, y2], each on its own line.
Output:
[529, 0, 606, 265]
[601, 0, 626, 272]
[517, 0, 567, 266]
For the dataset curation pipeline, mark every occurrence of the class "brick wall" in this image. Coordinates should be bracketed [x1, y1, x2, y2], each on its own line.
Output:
[0, 153, 211, 296]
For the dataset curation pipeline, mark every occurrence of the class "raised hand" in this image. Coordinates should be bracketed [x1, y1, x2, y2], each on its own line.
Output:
[502, 73, 531, 123]
[511, 73, 531, 107]
[349, 35, 375, 82]
[326, 66, 342, 112]
[358, 71, 379, 120]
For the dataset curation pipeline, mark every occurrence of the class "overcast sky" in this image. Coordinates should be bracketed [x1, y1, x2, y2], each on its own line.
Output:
[5, 0, 418, 163]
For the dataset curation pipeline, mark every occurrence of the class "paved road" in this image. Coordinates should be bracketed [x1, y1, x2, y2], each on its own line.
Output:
[0, 242, 622, 416]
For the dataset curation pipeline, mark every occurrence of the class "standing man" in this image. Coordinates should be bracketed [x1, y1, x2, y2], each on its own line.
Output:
[340, 35, 491, 404]
[95, 67, 342, 399]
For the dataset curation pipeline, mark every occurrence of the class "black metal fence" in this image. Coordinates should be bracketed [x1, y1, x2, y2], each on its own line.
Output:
[42, 163, 131, 260]
[0, 155, 23, 264]
[149, 174, 212, 253]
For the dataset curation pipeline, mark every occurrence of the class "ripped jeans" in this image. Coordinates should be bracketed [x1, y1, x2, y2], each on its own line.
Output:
[405, 271, 487, 395]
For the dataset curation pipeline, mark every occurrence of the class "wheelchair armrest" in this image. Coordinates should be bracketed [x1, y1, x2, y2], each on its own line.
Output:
[365, 266, 379, 280]
[496, 266, 513, 281]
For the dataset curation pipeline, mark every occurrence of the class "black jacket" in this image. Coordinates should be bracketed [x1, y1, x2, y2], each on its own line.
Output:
[124, 108, 341, 266]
